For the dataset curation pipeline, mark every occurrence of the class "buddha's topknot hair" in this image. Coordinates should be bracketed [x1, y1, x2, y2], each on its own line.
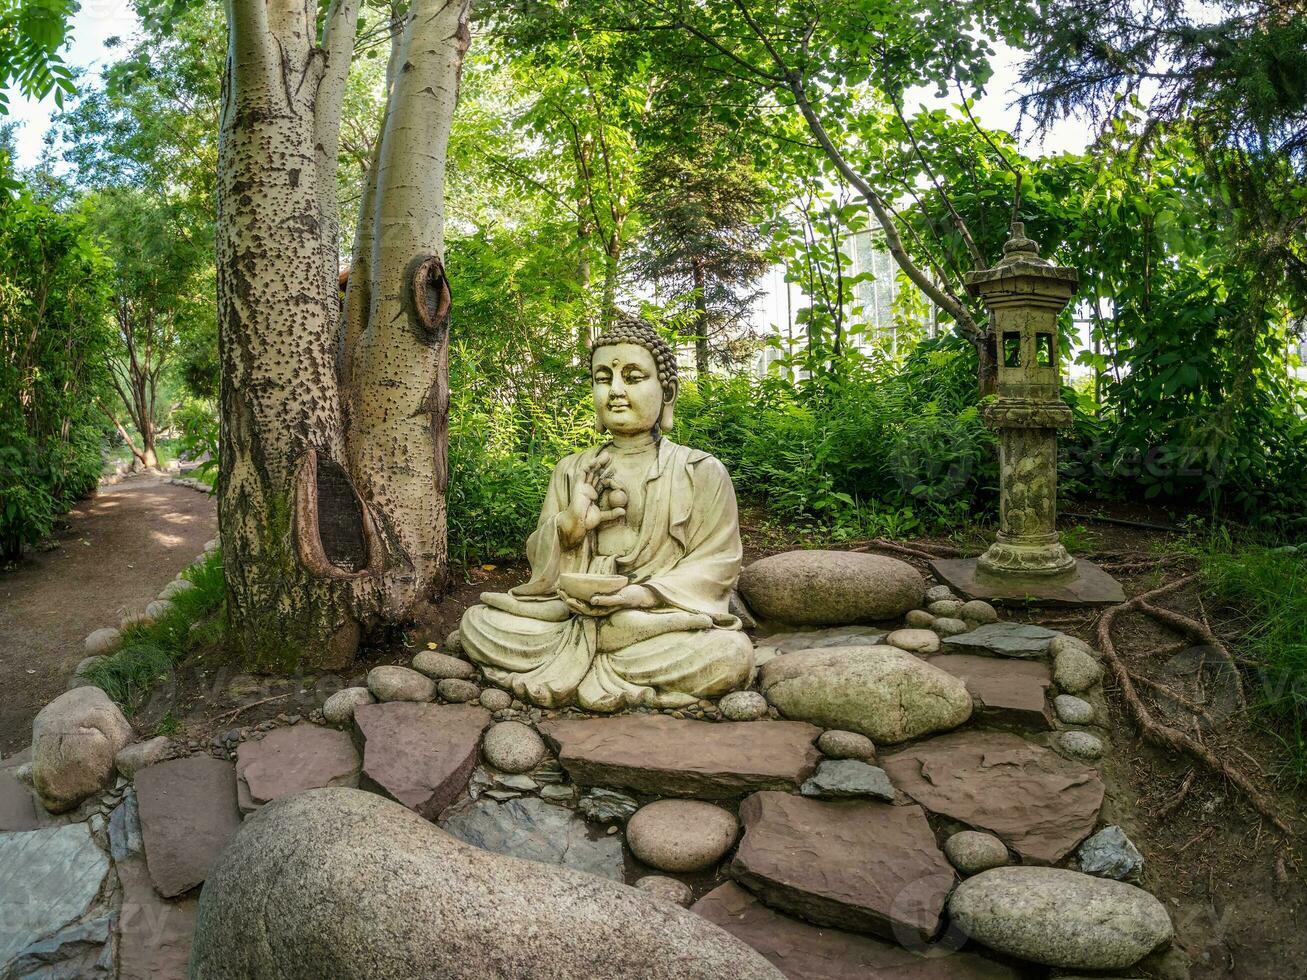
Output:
[591, 315, 678, 394]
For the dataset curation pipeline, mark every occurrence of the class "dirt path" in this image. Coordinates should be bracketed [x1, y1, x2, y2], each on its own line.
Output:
[0, 475, 217, 755]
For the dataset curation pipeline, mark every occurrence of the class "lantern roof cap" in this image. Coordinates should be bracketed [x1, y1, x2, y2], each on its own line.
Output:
[965, 222, 1078, 296]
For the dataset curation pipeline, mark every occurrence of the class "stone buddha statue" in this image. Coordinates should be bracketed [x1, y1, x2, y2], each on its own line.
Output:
[460, 317, 754, 712]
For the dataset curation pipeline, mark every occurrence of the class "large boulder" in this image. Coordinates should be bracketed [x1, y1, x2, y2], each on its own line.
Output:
[31, 686, 133, 812]
[190, 788, 784, 980]
[739, 551, 924, 625]
[760, 646, 972, 743]
[948, 866, 1172, 970]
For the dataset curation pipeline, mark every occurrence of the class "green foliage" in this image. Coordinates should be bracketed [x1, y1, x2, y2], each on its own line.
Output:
[176, 398, 219, 481]
[1198, 539, 1307, 783]
[83, 551, 227, 712]
[0, 171, 114, 558]
[677, 338, 995, 536]
[0, 0, 75, 116]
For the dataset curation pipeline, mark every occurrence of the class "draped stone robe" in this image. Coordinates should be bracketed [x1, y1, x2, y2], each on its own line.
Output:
[460, 439, 754, 712]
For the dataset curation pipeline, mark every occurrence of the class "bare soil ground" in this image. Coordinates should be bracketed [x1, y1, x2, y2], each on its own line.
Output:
[0, 474, 216, 755]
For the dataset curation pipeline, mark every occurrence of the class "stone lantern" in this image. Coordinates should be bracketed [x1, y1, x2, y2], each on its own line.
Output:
[930, 223, 1123, 605]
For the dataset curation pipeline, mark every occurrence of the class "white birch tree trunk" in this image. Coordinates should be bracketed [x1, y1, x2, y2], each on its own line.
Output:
[343, 0, 469, 619]
[216, 0, 467, 668]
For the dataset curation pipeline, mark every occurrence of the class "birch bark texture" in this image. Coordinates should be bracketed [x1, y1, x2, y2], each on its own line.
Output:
[216, 0, 470, 669]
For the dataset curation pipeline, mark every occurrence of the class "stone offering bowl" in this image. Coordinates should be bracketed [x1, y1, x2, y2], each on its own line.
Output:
[559, 573, 629, 603]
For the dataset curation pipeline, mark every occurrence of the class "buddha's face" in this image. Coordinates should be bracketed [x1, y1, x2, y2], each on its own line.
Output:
[592, 343, 666, 436]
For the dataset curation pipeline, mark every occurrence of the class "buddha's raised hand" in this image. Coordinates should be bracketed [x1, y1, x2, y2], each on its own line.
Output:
[558, 452, 626, 549]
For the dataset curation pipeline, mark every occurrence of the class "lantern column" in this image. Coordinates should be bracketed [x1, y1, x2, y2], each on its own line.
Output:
[931, 224, 1125, 605]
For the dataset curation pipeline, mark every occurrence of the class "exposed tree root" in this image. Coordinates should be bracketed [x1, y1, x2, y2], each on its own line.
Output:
[852, 539, 961, 562]
[1126, 668, 1218, 727]
[1096, 574, 1291, 834]
[1137, 599, 1246, 708]
[212, 693, 292, 724]
[1149, 770, 1196, 821]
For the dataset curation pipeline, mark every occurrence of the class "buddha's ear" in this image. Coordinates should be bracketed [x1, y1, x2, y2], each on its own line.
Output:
[659, 381, 677, 431]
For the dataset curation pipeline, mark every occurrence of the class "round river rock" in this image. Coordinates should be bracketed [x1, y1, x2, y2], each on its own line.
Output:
[948, 866, 1173, 970]
[367, 666, 435, 703]
[323, 687, 376, 724]
[738, 551, 924, 626]
[635, 876, 694, 907]
[760, 645, 972, 743]
[719, 691, 768, 721]
[816, 729, 876, 761]
[1054, 648, 1104, 694]
[944, 831, 1010, 876]
[626, 800, 739, 873]
[412, 650, 477, 681]
[886, 628, 940, 655]
[190, 788, 782, 979]
[482, 721, 547, 774]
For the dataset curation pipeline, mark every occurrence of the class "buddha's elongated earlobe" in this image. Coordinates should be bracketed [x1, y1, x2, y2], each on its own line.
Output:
[659, 381, 677, 431]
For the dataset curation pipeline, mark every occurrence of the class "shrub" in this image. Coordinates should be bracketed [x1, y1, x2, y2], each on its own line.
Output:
[0, 184, 115, 559]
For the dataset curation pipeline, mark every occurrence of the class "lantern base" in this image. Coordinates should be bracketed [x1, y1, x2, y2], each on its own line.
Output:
[928, 557, 1125, 608]
[977, 534, 1077, 578]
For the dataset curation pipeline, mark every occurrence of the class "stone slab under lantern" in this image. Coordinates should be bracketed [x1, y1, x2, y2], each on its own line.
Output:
[930, 557, 1125, 608]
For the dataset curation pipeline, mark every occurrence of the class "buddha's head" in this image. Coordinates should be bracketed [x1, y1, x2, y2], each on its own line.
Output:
[590, 316, 678, 438]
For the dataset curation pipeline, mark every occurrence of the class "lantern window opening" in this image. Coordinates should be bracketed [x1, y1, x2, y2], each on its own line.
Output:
[1035, 332, 1054, 367]
[1002, 331, 1022, 368]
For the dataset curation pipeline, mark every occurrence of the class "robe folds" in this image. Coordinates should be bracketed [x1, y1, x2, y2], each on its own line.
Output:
[460, 439, 754, 712]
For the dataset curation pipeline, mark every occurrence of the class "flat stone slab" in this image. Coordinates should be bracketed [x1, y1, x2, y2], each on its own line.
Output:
[538, 716, 821, 799]
[136, 756, 242, 898]
[799, 760, 895, 801]
[0, 771, 40, 831]
[236, 723, 361, 813]
[941, 622, 1059, 659]
[353, 702, 491, 819]
[730, 791, 954, 940]
[930, 558, 1125, 608]
[0, 823, 111, 970]
[882, 731, 1103, 864]
[693, 882, 1020, 980]
[927, 654, 1052, 730]
[116, 855, 197, 980]
[440, 796, 624, 880]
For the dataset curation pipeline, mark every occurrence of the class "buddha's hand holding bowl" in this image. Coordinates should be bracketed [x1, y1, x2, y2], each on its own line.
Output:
[558, 573, 656, 617]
